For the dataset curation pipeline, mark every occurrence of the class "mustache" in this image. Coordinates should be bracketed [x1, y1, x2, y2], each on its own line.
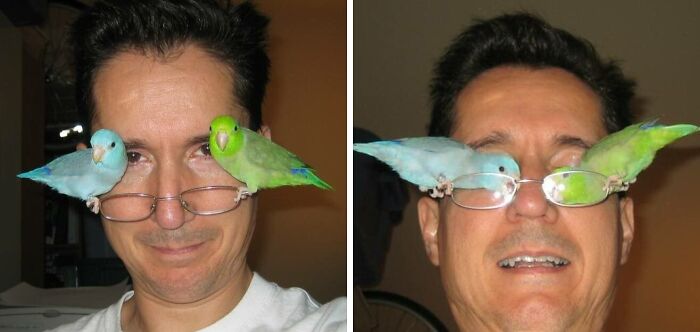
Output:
[137, 227, 219, 246]
[488, 225, 578, 259]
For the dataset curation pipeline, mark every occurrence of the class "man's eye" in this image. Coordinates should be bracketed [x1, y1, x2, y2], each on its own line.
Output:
[127, 151, 142, 163]
[197, 143, 211, 156]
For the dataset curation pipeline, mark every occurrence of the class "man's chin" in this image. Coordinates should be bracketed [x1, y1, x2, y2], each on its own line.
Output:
[495, 296, 574, 332]
[138, 265, 221, 304]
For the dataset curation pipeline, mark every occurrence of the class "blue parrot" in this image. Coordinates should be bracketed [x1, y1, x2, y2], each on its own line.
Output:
[352, 137, 520, 197]
[17, 129, 128, 214]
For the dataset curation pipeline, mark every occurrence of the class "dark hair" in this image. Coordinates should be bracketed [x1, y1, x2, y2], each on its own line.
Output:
[71, 0, 269, 132]
[429, 13, 636, 136]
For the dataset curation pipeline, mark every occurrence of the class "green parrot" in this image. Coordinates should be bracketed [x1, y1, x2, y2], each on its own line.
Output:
[209, 115, 332, 200]
[552, 120, 699, 205]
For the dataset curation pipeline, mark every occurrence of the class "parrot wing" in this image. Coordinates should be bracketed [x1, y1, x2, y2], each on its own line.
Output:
[17, 148, 122, 200]
[241, 128, 330, 190]
[581, 121, 699, 183]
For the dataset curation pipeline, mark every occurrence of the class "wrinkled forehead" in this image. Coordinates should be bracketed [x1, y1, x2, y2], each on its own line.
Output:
[451, 66, 607, 148]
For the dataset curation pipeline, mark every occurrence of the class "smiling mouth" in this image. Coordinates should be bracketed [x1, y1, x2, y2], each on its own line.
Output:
[152, 242, 204, 255]
[498, 255, 570, 269]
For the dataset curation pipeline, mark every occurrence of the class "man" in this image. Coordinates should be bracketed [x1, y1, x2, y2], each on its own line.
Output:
[51, 1, 345, 331]
[417, 14, 635, 331]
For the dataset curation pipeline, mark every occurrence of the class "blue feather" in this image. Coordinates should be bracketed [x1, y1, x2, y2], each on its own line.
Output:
[640, 119, 659, 129]
[17, 166, 51, 179]
[353, 137, 520, 190]
[16, 129, 128, 201]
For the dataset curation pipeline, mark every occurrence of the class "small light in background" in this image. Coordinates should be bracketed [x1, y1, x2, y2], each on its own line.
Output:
[58, 124, 85, 139]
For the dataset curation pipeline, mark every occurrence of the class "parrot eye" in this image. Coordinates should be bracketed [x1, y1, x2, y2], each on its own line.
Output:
[209, 126, 212, 132]
[234, 125, 238, 131]
[498, 166, 505, 172]
[110, 142, 116, 148]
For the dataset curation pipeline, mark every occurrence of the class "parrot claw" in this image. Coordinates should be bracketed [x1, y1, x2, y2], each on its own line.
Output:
[86, 197, 101, 214]
[428, 188, 443, 198]
[427, 175, 454, 198]
[604, 176, 631, 193]
[234, 187, 253, 203]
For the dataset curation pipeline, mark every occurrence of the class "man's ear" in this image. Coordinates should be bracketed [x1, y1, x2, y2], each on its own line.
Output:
[619, 197, 635, 265]
[258, 125, 271, 139]
[76, 142, 88, 151]
[417, 196, 441, 266]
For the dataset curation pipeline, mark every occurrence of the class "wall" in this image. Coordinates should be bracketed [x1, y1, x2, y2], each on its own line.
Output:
[0, 12, 23, 291]
[355, 1, 700, 330]
[237, 1, 347, 303]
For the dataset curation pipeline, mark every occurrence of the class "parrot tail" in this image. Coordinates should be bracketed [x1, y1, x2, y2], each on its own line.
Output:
[352, 142, 380, 157]
[291, 168, 333, 190]
[652, 124, 700, 148]
[353, 141, 400, 164]
[311, 176, 333, 190]
[17, 166, 51, 180]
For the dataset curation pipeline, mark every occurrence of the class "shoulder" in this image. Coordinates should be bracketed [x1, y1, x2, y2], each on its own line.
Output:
[255, 275, 346, 331]
[284, 296, 347, 332]
[203, 273, 346, 331]
[46, 291, 132, 332]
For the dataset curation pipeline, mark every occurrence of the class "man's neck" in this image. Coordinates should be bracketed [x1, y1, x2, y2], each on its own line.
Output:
[120, 267, 254, 332]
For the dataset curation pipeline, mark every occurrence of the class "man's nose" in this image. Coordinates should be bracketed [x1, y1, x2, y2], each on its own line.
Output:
[506, 163, 557, 223]
[152, 164, 192, 229]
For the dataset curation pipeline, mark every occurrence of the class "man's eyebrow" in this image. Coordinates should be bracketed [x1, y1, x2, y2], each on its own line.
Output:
[554, 134, 593, 149]
[124, 138, 148, 150]
[187, 134, 210, 146]
[467, 131, 511, 149]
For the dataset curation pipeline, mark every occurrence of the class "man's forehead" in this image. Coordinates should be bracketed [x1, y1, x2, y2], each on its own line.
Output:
[464, 129, 595, 150]
[90, 43, 247, 131]
[451, 67, 608, 150]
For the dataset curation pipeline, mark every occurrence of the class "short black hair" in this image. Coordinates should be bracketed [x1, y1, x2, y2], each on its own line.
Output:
[429, 13, 636, 136]
[71, 0, 269, 132]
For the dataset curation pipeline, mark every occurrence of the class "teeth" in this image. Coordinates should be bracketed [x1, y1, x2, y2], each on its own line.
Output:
[498, 255, 570, 268]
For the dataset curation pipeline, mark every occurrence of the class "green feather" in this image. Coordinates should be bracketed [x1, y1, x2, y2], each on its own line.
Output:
[580, 121, 699, 182]
[551, 121, 698, 205]
[547, 168, 608, 205]
[209, 115, 332, 192]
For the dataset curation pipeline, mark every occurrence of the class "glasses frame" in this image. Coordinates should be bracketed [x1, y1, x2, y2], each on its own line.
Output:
[99, 185, 252, 222]
[449, 170, 624, 210]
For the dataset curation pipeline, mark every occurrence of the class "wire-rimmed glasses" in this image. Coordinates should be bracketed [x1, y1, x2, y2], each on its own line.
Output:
[450, 170, 626, 210]
[99, 185, 251, 222]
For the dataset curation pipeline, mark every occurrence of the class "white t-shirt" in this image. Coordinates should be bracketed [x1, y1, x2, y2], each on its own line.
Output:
[47, 273, 346, 331]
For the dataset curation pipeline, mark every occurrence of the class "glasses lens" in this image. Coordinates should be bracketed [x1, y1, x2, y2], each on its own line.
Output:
[100, 194, 155, 222]
[181, 186, 242, 215]
[543, 170, 609, 207]
[451, 173, 516, 209]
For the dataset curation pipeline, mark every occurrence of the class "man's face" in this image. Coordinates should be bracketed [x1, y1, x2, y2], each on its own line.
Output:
[92, 45, 255, 303]
[418, 66, 635, 331]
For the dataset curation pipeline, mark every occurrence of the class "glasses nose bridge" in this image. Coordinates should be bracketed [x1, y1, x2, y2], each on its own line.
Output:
[515, 178, 545, 185]
[153, 194, 187, 208]
[509, 177, 549, 201]
[513, 177, 544, 191]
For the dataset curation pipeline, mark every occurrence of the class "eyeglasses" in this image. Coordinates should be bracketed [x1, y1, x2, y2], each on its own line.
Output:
[99, 185, 252, 222]
[449, 170, 627, 210]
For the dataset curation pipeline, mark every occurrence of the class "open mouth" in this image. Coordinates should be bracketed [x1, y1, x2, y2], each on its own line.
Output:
[498, 255, 570, 269]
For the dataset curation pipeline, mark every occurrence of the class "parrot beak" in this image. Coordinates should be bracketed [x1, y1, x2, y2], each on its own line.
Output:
[216, 131, 229, 150]
[92, 146, 105, 163]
